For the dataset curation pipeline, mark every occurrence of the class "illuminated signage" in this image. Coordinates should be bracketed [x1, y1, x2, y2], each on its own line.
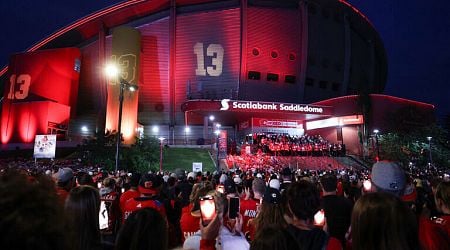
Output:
[306, 115, 364, 130]
[220, 99, 325, 114]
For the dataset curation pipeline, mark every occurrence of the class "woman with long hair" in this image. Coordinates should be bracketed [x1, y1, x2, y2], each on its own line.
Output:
[65, 185, 103, 250]
[252, 188, 287, 239]
[351, 192, 419, 250]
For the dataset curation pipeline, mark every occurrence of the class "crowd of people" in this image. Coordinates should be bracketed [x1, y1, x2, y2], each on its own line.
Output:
[1, 158, 450, 250]
[244, 134, 345, 157]
[226, 154, 346, 172]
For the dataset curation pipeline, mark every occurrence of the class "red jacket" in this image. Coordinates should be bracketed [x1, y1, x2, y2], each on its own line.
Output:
[419, 215, 450, 250]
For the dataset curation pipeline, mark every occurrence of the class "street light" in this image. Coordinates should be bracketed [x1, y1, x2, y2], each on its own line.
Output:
[184, 127, 190, 144]
[158, 137, 166, 173]
[427, 136, 432, 165]
[105, 63, 139, 172]
[373, 129, 380, 161]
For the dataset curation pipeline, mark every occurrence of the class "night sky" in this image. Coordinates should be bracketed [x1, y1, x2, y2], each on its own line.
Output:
[1, 0, 449, 120]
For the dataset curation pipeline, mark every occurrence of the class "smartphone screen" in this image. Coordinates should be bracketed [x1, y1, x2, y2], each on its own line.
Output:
[228, 197, 240, 219]
[363, 179, 372, 191]
[313, 209, 325, 226]
[200, 196, 216, 226]
[99, 201, 109, 230]
[97, 182, 102, 189]
[216, 184, 225, 194]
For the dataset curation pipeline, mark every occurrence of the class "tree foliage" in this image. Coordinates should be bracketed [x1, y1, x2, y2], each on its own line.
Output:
[78, 132, 160, 173]
[376, 112, 450, 168]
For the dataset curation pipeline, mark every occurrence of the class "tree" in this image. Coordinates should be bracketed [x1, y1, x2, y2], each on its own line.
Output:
[377, 125, 450, 169]
[78, 133, 160, 173]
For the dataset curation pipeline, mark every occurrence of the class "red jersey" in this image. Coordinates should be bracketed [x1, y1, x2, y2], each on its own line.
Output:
[419, 215, 450, 250]
[240, 198, 259, 238]
[120, 189, 140, 212]
[180, 204, 200, 242]
[122, 196, 166, 223]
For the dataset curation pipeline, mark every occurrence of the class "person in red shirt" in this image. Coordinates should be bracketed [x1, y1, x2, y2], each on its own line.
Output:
[419, 181, 450, 250]
[122, 173, 166, 223]
[240, 178, 265, 240]
[119, 173, 140, 212]
[180, 181, 214, 242]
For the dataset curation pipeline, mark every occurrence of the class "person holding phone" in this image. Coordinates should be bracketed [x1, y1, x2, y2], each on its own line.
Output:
[184, 192, 250, 250]
[285, 181, 328, 250]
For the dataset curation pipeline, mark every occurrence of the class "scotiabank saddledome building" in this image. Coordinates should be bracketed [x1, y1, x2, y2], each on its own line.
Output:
[0, 0, 434, 155]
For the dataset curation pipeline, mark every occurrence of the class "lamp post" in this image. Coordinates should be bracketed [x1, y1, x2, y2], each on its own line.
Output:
[373, 129, 380, 161]
[184, 127, 190, 144]
[158, 137, 165, 173]
[427, 136, 432, 165]
[105, 64, 138, 172]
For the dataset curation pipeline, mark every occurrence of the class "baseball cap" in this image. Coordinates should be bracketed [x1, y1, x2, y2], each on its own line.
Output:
[371, 161, 406, 195]
[224, 179, 237, 194]
[139, 173, 163, 195]
[187, 172, 196, 180]
[263, 188, 281, 204]
[55, 168, 73, 183]
[233, 176, 242, 185]
[269, 179, 280, 190]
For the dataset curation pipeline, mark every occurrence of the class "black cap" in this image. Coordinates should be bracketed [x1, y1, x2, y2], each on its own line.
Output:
[263, 188, 281, 204]
[224, 179, 237, 194]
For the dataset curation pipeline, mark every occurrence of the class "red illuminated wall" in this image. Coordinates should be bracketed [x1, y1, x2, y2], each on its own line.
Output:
[138, 17, 170, 124]
[240, 7, 301, 102]
[5, 48, 81, 112]
[1, 101, 70, 143]
[175, 8, 241, 123]
[1, 48, 80, 144]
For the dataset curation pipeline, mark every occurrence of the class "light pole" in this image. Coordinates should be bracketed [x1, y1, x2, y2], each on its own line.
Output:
[158, 137, 165, 173]
[184, 127, 190, 144]
[105, 64, 138, 172]
[427, 136, 432, 165]
[373, 129, 380, 161]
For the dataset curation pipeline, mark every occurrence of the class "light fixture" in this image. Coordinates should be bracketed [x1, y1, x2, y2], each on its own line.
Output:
[152, 126, 159, 133]
[81, 126, 88, 132]
[209, 115, 215, 121]
[104, 62, 139, 172]
[185, 127, 190, 132]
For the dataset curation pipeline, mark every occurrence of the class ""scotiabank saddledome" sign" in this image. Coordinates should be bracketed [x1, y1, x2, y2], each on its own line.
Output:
[220, 99, 329, 114]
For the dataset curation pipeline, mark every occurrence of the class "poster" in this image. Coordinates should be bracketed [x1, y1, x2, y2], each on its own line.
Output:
[33, 134, 56, 158]
[193, 162, 203, 173]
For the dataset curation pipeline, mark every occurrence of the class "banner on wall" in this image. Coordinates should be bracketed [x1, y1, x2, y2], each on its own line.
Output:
[105, 26, 141, 144]
[218, 130, 227, 159]
[33, 134, 57, 158]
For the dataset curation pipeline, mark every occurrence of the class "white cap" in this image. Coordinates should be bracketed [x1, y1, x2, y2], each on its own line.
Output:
[162, 175, 169, 182]
[256, 173, 263, 179]
[233, 176, 242, 185]
[269, 179, 280, 190]
[187, 172, 196, 179]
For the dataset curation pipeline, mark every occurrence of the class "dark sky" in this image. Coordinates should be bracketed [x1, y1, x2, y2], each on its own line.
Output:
[1, 0, 449, 119]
